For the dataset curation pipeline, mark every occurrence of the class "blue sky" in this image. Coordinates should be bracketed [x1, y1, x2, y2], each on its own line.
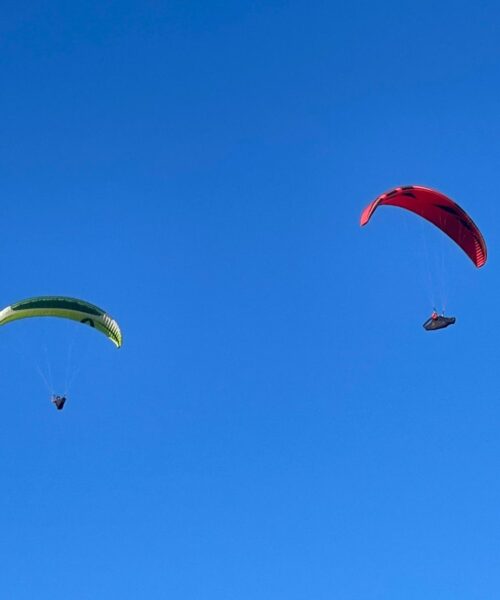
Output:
[1, 1, 500, 597]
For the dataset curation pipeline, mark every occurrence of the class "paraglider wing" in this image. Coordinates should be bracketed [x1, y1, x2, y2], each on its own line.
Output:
[360, 186, 487, 267]
[0, 296, 122, 347]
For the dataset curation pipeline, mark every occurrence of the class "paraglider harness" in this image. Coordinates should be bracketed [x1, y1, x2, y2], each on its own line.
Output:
[423, 311, 456, 331]
[51, 395, 67, 410]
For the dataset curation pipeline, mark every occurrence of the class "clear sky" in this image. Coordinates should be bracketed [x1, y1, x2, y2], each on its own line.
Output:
[1, 1, 499, 598]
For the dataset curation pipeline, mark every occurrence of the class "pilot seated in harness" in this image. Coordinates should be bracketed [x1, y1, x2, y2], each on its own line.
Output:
[51, 395, 67, 410]
[423, 311, 456, 331]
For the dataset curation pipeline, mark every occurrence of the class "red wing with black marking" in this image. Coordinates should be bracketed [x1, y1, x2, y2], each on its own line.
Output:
[360, 185, 487, 268]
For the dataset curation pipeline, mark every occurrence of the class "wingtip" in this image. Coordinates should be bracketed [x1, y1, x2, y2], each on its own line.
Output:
[360, 203, 373, 226]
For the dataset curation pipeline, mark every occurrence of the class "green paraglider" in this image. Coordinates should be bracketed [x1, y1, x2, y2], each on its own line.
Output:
[0, 296, 122, 347]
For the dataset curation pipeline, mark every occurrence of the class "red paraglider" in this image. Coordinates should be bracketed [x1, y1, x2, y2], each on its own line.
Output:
[360, 185, 487, 268]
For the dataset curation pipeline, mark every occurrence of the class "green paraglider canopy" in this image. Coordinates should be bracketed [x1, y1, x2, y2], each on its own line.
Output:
[0, 296, 122, 347]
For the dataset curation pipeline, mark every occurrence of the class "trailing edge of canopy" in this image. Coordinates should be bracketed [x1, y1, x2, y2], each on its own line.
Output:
[0, 296, 122, 347]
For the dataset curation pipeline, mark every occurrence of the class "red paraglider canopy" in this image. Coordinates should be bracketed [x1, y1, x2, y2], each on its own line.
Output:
[360, 185, 487, 267]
